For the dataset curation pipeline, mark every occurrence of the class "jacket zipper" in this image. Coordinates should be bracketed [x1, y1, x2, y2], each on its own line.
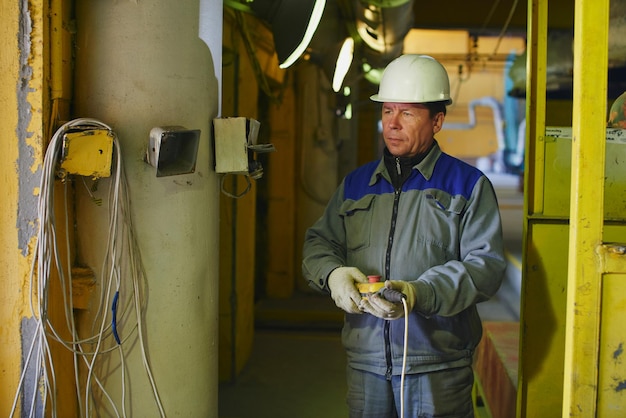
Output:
[384, 321, 392, 379]
[384, 185, 402, 380]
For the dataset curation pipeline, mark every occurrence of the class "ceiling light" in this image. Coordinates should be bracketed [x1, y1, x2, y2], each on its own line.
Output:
[332, 37, 354, 92]
[249, 0, 327, 69]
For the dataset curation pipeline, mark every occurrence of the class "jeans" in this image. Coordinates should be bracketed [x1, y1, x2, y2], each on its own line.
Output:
[346, 365, 474, 418]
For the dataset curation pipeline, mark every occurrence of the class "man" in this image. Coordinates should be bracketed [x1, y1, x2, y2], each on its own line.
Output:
[608, 90, 626, 128]
[302, 54, 506, 418]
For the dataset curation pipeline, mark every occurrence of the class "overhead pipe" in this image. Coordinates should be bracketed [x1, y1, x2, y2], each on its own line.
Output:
[442, 96, 506, 173]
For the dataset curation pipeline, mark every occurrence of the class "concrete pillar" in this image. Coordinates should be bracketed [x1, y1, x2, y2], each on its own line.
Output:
[72, 0, 221, 415]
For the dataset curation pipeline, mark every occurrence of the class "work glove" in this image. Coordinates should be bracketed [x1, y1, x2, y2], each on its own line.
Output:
[359, 280, 417, 320]
[327, 267, 368, 314]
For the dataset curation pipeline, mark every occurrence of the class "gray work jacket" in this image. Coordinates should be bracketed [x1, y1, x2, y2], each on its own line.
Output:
[302, 142, 506, 376]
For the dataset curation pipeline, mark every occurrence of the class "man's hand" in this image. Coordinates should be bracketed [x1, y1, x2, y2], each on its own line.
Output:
[359, 280, 417, 320]
[328, 267, 368, 314]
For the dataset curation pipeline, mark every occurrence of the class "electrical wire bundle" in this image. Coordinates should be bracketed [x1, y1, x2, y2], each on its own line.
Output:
[11, 118, 165, 418]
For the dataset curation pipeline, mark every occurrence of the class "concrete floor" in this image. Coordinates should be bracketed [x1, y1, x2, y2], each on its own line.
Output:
[218, 327, 347, 418]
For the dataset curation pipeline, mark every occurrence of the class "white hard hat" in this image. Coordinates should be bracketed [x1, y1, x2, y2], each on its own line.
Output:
[370, 54, 452, 104]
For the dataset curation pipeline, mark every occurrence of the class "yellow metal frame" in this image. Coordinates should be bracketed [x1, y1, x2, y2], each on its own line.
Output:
[524, 0, 547, 216]
[563, 1, 609, 416]
[518, 1, 554, 415]
[522, 0, 626, 416]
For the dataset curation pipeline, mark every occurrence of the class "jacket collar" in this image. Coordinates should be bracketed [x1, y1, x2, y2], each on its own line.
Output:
[369, 140, 442, 186]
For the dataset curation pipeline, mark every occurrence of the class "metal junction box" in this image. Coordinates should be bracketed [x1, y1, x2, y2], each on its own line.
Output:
[146, 126, 201, 177]
[213, 117, 261, 175]
[60, 129, 114, 178]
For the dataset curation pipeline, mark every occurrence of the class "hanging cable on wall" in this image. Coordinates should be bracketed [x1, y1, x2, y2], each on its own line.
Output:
[10, 118, 165, 418]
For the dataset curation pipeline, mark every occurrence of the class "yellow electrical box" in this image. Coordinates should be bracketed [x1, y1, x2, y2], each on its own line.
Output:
[60, 129, 114, 178]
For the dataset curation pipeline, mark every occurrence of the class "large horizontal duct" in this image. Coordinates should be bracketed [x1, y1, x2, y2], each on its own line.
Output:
[354, 0, 415, 69]
[508, 0, 626, 98]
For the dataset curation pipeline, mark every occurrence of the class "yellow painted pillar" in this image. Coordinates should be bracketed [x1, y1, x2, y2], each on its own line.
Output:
[0, 0, 46, 415]
[0, 0, 24, 413]
[563, 0, 609, 416]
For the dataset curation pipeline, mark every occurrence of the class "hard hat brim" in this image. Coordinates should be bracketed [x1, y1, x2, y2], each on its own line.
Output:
[370, 94, 453, 106]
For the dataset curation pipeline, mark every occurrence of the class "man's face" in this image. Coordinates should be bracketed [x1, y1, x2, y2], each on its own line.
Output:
[381, 102, 444, 157]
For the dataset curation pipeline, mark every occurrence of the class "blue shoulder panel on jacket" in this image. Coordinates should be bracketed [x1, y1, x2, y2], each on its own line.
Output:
[343, 161, 393, 201]
[421, 153, 483, 199]
[343, 154, 483, 202]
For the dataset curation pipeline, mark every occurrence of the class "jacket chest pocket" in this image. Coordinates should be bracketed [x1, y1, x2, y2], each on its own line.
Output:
[340, 195, 375, 251]
[419, 191, 466, 256]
